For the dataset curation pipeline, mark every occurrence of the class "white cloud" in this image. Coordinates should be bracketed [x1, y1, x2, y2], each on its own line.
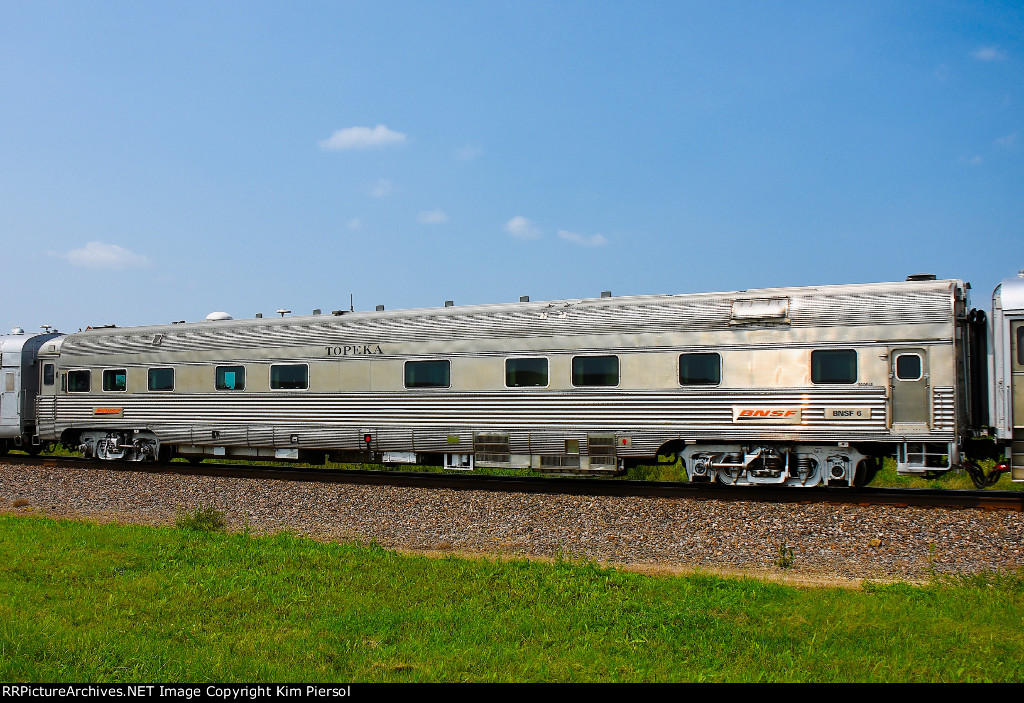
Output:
[57, 241, 150, 269]
[368, 178, 396, 198]
[972, 46, 1006, 61]
[558, 230, 608, 247]
[959, 154, 983, 166]
[319, 124, 407, 151]
[504, 216, 542, 240]
[347, 218, 362, 230]
[418, 209, 449, 225]
[457, 144, 483, 160]
[995, 133, 1018, 148]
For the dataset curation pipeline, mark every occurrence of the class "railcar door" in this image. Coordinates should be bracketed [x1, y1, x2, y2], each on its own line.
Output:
[1012, 322, 1023, 478]
[890, 348, 930, 427]
[0, 366, 19, 436]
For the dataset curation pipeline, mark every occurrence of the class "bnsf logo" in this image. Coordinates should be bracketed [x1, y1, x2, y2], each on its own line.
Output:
[738, 409, 798, 418]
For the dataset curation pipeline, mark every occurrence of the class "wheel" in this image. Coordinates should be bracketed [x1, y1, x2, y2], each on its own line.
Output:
[24, 443, 43, 456]
[853, 458, 880, 488]
[187, 456, 204, 465]
[0, 440, 8, 456]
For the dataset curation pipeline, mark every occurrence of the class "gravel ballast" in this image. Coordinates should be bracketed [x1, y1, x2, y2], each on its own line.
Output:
[3, 462, 1023, 585]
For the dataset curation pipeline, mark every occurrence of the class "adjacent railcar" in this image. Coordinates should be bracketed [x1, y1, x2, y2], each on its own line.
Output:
[33, 275, 999, 487]
[991, 274, 1024, 480]
[0, 329, 62, 454]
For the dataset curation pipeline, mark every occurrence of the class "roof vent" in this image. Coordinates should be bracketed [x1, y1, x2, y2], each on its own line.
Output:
[11, 327, 24, 335]
[600, 291, 612, 298]
[376, 304, 385, 311]
[206, 311, 233, 321]
[445, 300, 454, 307]
[520, 295, 530, 302]
[906, 273, 936, 281]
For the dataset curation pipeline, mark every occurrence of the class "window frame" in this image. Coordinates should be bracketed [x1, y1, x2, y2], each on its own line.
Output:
[678, 352, 722, 386]
[571, 355, 620, 388]
[404, 359, 451, 389]
[504, 357, 549, 388]
[215, 365, 246, 391]
[101, 368, 127, 393]
[810, 349, 858, 385]
[894, 353, 923, 381]
[67, 369, 91, 393]
[147, 367, 175, 392]
[269, 363, 309, 391]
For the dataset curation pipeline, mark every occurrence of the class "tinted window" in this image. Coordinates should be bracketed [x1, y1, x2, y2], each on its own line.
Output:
[895, 354, 922, 381]
[679, 353, 721, 385]
[43, 364, 54, 386]
[506, 358, 548, 387]
[811, 350, 857, 384]
[405, 360, 450, 388]
[271, 364, 308, 390]
[572, 356, 619, 386]
[148, 368, 174, 391]
[67, 370, 91, 393]
[216, 366, 246, 391]
[102, 369, 127, 392]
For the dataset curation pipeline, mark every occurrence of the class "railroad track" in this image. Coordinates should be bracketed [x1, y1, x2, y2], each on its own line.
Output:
[7, 454, 1023, 512]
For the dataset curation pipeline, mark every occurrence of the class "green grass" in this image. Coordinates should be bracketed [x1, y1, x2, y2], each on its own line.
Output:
[1, 514, 1023, 682]
[871, 457, 1023, 491]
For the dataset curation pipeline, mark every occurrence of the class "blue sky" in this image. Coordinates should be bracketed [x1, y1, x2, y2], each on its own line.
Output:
[2, 0, 1021, 332]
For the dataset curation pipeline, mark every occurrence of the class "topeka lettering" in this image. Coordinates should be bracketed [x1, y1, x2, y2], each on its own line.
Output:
[325, 344, 383, 356]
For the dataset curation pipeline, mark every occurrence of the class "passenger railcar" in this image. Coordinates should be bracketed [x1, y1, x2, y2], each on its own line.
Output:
[991, 274, 1024, 480]
[26, 272, 1021, 488]
[0, 329, 62, 454]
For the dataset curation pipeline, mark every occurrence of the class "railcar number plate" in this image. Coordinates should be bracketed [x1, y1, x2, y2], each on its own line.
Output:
[824, 408, 872, 419]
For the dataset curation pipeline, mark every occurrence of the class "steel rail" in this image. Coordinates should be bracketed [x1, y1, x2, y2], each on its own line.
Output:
[6, 454, 1022, 512]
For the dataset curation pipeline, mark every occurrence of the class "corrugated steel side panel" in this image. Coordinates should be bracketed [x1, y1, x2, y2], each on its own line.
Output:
[42, 386, 956, 454]
[933, 386, 956, 431]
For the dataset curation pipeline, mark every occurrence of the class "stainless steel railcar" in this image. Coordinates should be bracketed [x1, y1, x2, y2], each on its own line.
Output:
[1, 329, 62, 454]
[28, 274, 1023, 487]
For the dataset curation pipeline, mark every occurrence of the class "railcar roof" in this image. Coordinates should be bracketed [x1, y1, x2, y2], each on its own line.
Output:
[995, 273, 1024, 312]
[69, 277, 962, 338]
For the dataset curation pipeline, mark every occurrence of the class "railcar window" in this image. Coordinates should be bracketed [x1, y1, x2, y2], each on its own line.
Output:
[679, 353, 721, 385]
[811, 350, 857, 384]
[505, 358, 548, 387]
[270, 364, 308, 390]
[405, 360, 450, 388]
[216, 366, 246, 391]
[572, 355, 619, 387]
[895, 354, 923, 381]
[1018, 327, 1023, 366]
[43, 364, 54, 386]
[67, 370, 90, 393]
[102, 369, 127, 392]
[148, 368, 174, 392]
